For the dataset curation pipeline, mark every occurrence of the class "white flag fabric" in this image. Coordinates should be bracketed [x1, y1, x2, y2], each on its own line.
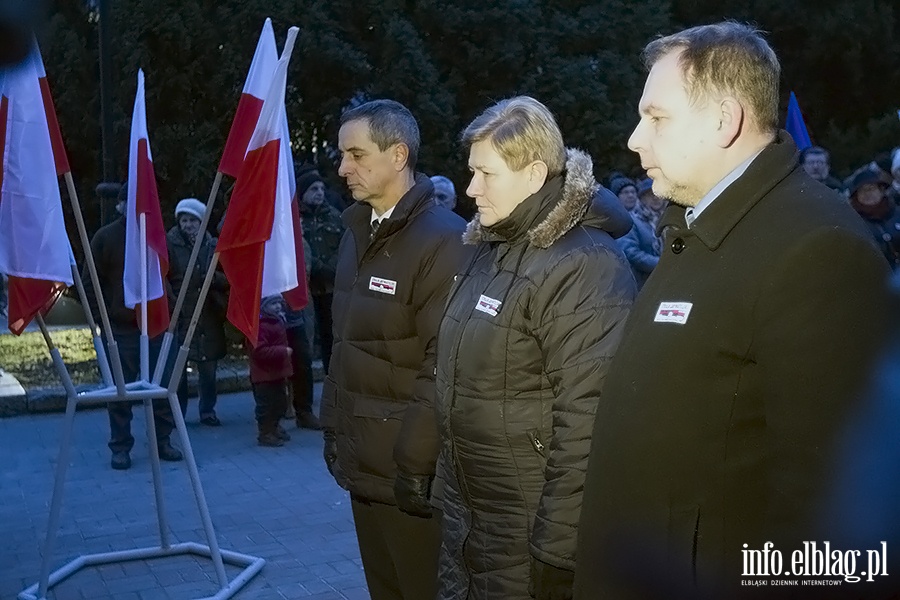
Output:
[218, 18, 278, 177]
[122, 69, 170, 338]
[217, 27, 302, 345]
[0, 49, 73, 287]
[260, 99, 299, 297]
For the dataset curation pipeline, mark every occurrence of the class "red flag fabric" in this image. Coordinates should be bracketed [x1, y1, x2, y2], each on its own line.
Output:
[282, 197, 309, 310]
[33, 45, 69, 175]
[218, 27, 300, 346]
[0, 46, 74, 335]
[123, 70, 169, 338]
[7, 276, 66, 334]
[218, 18, 277, 178]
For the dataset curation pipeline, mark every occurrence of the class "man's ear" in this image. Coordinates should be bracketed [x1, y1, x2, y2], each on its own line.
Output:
[716, 97, 744, 148]
[527, 161, 549, 194]
[392, 143, 410, 172]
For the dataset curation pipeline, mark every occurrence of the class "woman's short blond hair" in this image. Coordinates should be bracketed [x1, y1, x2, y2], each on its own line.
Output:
[461, 96, 566, 178]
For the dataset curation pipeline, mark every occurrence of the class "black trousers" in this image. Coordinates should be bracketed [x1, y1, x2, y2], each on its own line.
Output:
[351, 497, 441, 600]
[251, 380, 287, 430]
[312, 293, 333, 373]
[105, 331, 177, 453]
[286, 325, 314, 416]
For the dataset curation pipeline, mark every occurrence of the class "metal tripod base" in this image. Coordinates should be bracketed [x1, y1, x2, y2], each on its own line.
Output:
[18, 543, 265, 600]
[19, 374, 265, 600]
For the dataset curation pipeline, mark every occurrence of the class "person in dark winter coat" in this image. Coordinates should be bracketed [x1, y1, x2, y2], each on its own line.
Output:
[848, 169, 900, 269]
[283, 234, 318, 429]
[248, 295, 293, 447]
[435, 96, 636, 600]
[800, 146, 844, 193]
[298, 169, 343, 376]
[82, 184, 182, 471]
[575, 23, 898, 599]
[617, 177, 664, 289]
[167, 198, 228, 425]
[321, 99, 469, 600]
[609, 175, 638, 211]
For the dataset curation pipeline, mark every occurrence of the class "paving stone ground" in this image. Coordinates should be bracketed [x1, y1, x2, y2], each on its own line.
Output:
[0, 385, 370, 600]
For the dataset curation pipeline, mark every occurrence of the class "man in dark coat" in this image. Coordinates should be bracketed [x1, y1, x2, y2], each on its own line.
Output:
[320, 99, 469, 600]
[298, 169, 343, 376]
[435, 96, 636, 600]
[82, 186, 183, 471]
[575, 22, 898, 599]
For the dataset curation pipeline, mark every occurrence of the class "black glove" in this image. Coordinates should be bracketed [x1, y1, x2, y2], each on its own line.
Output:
[529, 557, 575, 600]
[323, 429, 338, 478]
[393, 470, 434, 518]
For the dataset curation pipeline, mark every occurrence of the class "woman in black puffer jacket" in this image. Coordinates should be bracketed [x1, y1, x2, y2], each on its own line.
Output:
[434, 97, 637, 600]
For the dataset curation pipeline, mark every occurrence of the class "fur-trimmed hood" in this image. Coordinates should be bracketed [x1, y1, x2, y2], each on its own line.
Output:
[462, 148, 632, 248]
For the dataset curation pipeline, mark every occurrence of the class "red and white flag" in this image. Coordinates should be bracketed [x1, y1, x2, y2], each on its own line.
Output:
[218, 27, 305, 346]
[34, 45, 70, 176]
[277, 107, 309, 312]
[0, 43, 74, 335]
[123, 69, 169, 338]
[218, 18, 277, 178]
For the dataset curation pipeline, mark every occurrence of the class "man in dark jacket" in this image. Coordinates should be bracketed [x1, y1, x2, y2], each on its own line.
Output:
[320, 99, 468, 600]
[298, 169, 343, 376]
[82, 186, 183, 471]
[575, 22, 898, 599]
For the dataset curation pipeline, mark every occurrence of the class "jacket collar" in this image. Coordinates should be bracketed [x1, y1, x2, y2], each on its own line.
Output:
[462, 148, 600, 249]
[342, 173, 435, 232]
[658, 131, 799, 249]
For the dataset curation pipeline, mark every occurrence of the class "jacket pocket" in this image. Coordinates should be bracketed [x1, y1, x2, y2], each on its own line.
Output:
[352, 396, 407, 479]
[527, 429, 546, 457]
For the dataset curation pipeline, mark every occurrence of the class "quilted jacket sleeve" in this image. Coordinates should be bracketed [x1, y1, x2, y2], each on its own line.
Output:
[528, 244, 635, 570]
[393, 226, 470, 477]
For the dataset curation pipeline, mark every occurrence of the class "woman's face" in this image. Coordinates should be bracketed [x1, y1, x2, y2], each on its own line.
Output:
[855, 183, 885, 207]
[466, 140, 546, 227]
[179, 214, 201, 238]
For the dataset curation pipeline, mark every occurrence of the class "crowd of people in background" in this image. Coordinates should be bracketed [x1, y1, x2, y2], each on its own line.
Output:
[1, 132, 897, 469]
[60, 151, 470, 466]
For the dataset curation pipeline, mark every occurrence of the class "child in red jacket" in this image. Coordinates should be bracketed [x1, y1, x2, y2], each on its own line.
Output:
[248, 296, 293, 447]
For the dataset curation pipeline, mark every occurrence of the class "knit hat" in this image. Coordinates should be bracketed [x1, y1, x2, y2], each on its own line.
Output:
[637, 177, 654, 197]
[848, 169, 888, 199]
[297, 170, 324, 199]
[260, 295, 285, 315]
[174, 198, 205, 221]
[610, 176, 636, 196]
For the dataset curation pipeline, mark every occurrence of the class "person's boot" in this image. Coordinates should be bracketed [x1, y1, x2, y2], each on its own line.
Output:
[275, 425, 291, 442]
[296, 411, 322, 430]
[257, 423, 284, 447]
[157, 440, 183, 462]
[111, 451, 131, 470]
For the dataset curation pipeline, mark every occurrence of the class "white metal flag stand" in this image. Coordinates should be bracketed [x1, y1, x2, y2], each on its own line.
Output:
[18, 171, 264, 600]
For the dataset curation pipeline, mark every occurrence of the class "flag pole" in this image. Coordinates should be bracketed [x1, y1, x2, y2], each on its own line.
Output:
[68, 263, 113, 386]
[166, 251, 221, 396]
[62, 172, 127, 394]
[152, 171, 223, 385]
[139, 212, 149, 382]
[33, 313, 80, 600]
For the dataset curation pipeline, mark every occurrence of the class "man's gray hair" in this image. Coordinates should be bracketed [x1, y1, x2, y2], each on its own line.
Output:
[341, 99, 420, 170]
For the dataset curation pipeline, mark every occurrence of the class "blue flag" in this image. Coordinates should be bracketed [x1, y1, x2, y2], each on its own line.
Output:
[786, 91, 812, 151]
